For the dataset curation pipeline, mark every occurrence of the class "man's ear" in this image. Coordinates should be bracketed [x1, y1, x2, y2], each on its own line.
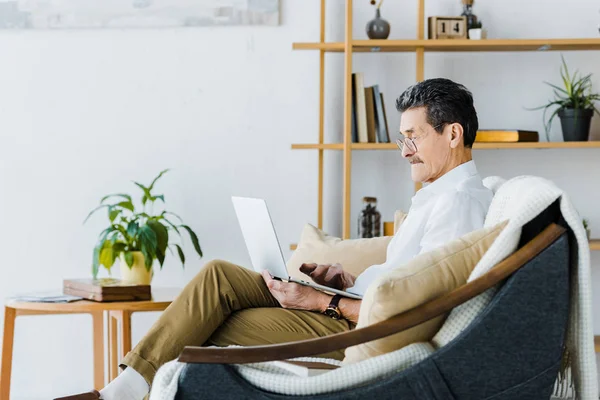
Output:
[449, 123, 464, 148]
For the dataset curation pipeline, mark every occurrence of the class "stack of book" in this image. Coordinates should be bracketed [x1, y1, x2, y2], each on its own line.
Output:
[352, 72, 391, 144]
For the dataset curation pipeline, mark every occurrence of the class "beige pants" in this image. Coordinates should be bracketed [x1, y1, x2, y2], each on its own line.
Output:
[121, 260, 354, 385]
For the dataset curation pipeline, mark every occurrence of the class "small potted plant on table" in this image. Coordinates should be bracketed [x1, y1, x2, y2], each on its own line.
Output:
[85, 169, 203, 284]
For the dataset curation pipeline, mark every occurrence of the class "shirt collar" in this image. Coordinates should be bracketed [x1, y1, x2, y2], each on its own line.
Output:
[412, 160, 479, 205]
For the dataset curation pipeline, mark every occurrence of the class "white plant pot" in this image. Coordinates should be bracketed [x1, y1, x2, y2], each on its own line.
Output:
[468, 28, 486, 40]
[119, 251, 153, 285]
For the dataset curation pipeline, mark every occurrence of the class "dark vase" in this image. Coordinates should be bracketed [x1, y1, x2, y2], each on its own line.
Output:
[366, 9, 390, 40]
[558, 108, 593, 141]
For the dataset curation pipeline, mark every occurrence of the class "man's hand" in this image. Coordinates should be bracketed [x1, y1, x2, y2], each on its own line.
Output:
[299, 263, 356, 291]
[261, 270, 331, 312]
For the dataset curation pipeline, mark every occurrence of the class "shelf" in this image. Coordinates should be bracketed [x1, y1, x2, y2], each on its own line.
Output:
[292, 39, 600, 53]
[590, 240, 600, 251]
[291, 141, 600, 150]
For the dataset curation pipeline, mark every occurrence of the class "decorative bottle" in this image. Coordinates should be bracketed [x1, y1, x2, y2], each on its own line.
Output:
[461, 0, 479, 33]
[358, 197, 382, 238]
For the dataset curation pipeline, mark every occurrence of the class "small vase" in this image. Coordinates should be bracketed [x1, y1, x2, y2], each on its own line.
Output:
[120, 251, 153, 285]
[366, 9, 390, 40]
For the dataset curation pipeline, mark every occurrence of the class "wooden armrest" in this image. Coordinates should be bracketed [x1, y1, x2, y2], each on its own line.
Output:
[179, 224, 565, 365]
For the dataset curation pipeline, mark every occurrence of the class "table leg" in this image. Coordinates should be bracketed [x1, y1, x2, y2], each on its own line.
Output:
[0, 307, 16, 400]
[91, 311, 105, 390]
[118, 311, 132, 359]
[109, 312, 119, 381]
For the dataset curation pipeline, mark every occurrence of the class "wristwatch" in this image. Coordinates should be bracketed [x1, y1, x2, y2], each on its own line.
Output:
[324, 294, 343, 320]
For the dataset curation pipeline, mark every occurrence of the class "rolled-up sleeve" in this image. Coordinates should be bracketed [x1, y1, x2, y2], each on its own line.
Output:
[419, 191, 487, 254]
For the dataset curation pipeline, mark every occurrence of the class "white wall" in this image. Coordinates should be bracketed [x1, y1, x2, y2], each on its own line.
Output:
[1, 0, 600, 398]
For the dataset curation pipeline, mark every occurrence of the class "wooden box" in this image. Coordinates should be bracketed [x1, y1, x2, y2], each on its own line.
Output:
[428, 16, 467, 40]
[63, 278, 151, 302]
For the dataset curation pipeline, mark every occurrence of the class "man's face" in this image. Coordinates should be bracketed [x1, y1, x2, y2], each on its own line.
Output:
[399, 107, 453, 183]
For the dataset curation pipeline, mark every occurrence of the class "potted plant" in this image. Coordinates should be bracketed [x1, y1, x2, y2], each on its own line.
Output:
[534, 55, 600, 141]
[468, 21, 485, 40]
[84, 169, 203, 284]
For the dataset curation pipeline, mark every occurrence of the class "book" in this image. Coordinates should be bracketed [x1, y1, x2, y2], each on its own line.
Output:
[353, 73, 368, 143]
[372, 85, 389, 143]
[272, 360, 340, 377]
[476, 130, 539, 143]
[380, 93, 391, 143]
[8, 291, 82, 304]
[364, 86, 377, 143]
[351, 75, 358, 143]
[63, 278, 152, 302]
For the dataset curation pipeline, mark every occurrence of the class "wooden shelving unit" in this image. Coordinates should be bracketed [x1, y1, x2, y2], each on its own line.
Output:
[292, 141, 600, 150]
[293, 38, 600, 53]
[290, 0, 600, 241]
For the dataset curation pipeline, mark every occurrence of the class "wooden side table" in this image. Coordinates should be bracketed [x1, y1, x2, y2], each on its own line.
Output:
[0, 288, 180, 400]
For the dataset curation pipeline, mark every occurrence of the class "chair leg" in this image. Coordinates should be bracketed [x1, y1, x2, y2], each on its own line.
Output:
[0, 307, 16, 400]
[91, 311, 105, 390]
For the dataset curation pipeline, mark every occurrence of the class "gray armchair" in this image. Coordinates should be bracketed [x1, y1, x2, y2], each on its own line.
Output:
[174, 201, 570, 399]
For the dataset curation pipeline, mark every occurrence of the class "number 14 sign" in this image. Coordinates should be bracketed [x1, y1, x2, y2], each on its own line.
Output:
[428, 16, 467, 39]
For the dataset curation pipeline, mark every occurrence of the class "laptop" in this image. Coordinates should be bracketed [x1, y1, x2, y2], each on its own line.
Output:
[232, 196, 363, 300]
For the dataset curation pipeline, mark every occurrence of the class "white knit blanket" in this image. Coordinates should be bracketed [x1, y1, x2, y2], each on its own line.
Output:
[150, 176, 597, 399]
[432, 175, 597, 399]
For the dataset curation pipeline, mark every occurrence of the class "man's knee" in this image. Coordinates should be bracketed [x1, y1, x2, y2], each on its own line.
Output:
[196, 259, 241, 280]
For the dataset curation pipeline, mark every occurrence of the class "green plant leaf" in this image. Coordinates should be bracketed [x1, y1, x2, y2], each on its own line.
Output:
[180, 225, 203, 258]
[116, 200, 135, 212]
[124, 251, 134, 268]
[99, 240, 116, 270]
[164, 211, 183, 223]
[108, 207, 121, 223]
[92, 245, 101, 279]
[543, 81, 568, 95]
[162, 218, 181, 235]
[139, 225, 157, 269]
[101, 193, 132, 204]
[175, 244, 186, 267]
[84, 204, 109, 224]
[152, 194, 165, 203]
[127, 221, 139, 239]
[97, 226, 116, 245]
[134, 182, 152, 206]
[148, 220, 169, 266]
[148, 169, 170, 191]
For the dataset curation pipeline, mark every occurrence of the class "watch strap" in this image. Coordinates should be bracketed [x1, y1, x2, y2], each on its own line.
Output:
[329, 294, 342, 308]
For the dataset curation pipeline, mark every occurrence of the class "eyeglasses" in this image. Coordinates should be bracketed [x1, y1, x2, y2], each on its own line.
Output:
[396, 123, 446, 153]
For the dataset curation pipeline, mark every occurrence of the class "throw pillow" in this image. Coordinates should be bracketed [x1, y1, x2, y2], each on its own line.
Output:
[343, 220, 508, 364]
[286, 224, 393, 282]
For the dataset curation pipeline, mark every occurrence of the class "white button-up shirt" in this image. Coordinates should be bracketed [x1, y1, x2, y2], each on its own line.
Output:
[351, 160, 493, 296]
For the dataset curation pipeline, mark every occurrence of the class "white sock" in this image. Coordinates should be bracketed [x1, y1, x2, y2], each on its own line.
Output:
[99, 367, 150, 400]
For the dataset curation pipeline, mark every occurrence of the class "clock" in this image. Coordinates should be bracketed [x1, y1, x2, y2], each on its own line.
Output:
[428, 16, 467, 39]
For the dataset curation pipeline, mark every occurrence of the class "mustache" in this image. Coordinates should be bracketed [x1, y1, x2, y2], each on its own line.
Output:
[408, 157, 422, 164]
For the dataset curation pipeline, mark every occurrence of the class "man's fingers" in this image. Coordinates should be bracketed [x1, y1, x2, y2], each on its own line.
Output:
[299, 263, 317, 275]
[310, 265, 330, 278]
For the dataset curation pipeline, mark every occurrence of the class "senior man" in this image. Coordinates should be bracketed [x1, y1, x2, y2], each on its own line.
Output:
[57, 78, 493, 400]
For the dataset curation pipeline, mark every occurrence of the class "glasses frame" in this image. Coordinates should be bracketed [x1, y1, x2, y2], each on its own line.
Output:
[396, 123, 446, 153]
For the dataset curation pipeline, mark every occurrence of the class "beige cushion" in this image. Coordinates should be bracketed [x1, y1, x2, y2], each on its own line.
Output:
[343, 220, 508, 364]
[286, 224, 393, 281]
